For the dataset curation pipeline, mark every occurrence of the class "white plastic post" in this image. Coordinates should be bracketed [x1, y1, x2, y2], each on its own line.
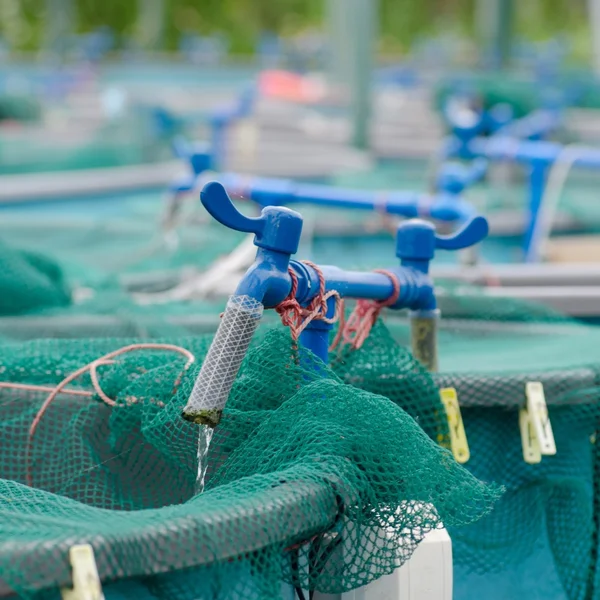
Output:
[338, 527, 452, 600]
[310, 506, 453, 600]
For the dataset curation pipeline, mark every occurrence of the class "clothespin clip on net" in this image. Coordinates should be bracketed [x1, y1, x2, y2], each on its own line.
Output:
[520, 381, 556, 464]
[440, 387, 470, 464]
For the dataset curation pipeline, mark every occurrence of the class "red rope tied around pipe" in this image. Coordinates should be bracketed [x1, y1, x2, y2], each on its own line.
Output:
[335, 269, 401, 351]
[275, 260, 345, 348]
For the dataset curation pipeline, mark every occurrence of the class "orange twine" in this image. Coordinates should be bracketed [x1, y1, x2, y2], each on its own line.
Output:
[337, 270, 401, 351]
[0, 343, 195, 487]
[275, 261, 345, 350]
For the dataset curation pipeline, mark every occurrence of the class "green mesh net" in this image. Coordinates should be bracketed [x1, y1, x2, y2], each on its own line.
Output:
[0, 107, 172, 175]
[379, 305, 600, 600]
[0, 240, 71, 315]
[3, 177, 600, 599]
[1, 242, 600, 600]
[0, 328, 499, 599]
[0, 95, 41, 123]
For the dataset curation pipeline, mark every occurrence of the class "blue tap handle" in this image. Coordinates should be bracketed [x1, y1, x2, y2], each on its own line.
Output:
[201, 181, 303, 254]
[396, 215, 489, 270]
[435, 215, 489, 250]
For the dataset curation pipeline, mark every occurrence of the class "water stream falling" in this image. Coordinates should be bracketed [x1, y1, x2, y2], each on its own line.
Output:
[195, 425, 214, 495]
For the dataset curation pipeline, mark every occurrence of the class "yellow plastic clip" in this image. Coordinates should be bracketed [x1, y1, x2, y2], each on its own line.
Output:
[61, 544, 104, 600]
[519, 407, 542, 464]
[440, 387, 470, 463]
[525, 382, 556, 456]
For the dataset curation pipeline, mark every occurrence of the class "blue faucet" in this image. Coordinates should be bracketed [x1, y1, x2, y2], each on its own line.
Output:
[181, 181, 489, 427]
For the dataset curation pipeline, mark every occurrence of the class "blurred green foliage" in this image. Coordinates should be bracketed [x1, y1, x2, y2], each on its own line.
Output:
[0, 0, 591, 57]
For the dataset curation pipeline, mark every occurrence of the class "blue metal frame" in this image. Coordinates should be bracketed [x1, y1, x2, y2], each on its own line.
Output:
[443, 102, 600, 261]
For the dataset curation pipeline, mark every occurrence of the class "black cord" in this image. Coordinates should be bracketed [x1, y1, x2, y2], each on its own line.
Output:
[292, 547, 306, 600]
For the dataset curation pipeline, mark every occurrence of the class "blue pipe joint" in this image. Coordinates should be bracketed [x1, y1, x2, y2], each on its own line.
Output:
[396, 220, 437, 272]
[235, 248, 293, 307]
[390, 266, 435, 312]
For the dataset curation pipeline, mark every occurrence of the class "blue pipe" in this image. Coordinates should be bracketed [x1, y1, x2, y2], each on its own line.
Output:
[493, 109, 560, 141]
[219, 173, 475, 223]
[235, 257, 434, 313]
[467, 137, 600, 168]
[291, 262, 435, 311]
[299, 305, 335, 364]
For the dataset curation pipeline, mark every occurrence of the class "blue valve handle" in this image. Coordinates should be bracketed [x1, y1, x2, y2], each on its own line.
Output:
[435, 216, 489, 251]
[201, 182, 303, 255]
[395, 216, 489, 273]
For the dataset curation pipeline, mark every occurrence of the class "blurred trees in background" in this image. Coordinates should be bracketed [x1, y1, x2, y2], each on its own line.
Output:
[0, 0, 591, 58]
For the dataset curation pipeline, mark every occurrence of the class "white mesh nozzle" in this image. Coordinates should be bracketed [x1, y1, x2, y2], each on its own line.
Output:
[183, 295, 263, 427]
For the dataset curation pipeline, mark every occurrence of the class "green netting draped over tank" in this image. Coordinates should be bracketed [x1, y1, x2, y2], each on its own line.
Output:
[0, 239, 71, 315]
[0, 327, 499, 599]
[378, 305, 600, 600]
[0, 107, 173, 175]
[0, 197, 246, 285]
[0, 95, 41, 123]
[5, 179, 600, 599]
